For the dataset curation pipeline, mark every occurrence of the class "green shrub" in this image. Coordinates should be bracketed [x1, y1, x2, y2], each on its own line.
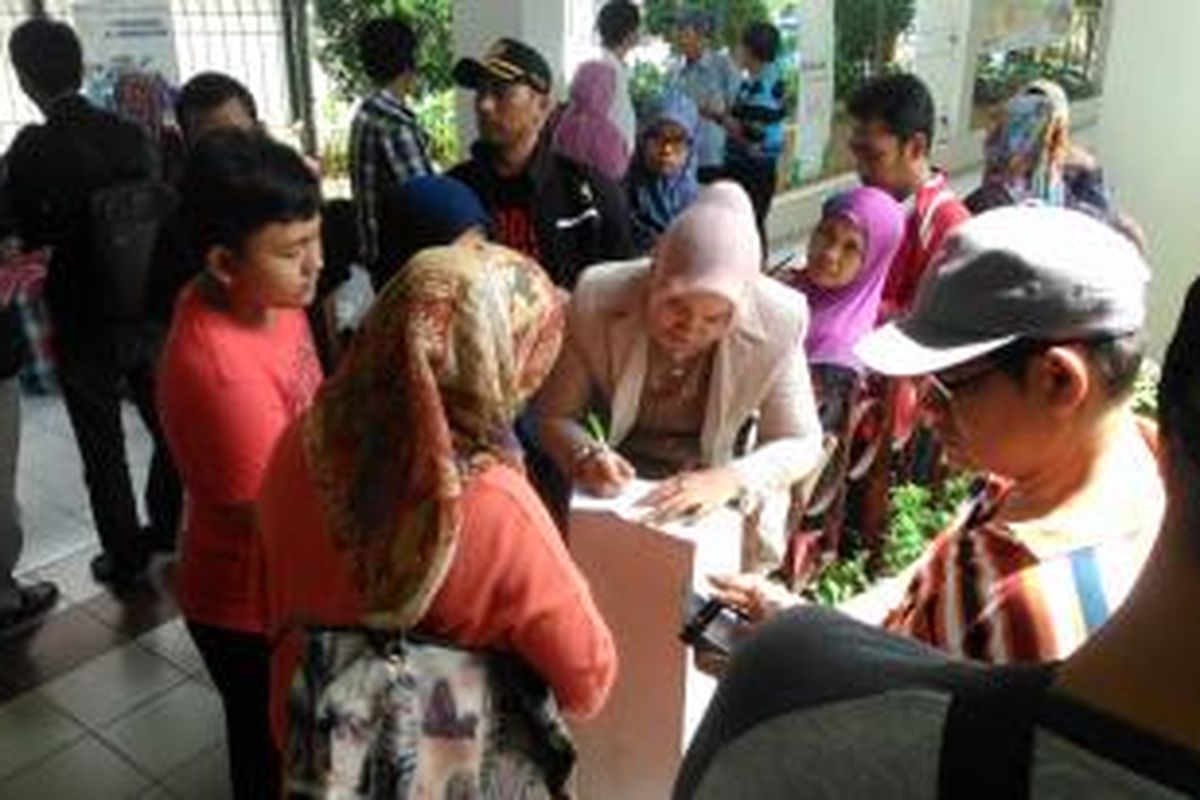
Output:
[643, 0, 770, 50]
[312, 0, 454, 99]
[806, 472, 974, 606]
[1132, 357, 1160, 419]
[806, 551, 870, 606]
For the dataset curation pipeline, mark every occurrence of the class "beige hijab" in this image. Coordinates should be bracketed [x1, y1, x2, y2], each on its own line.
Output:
[610, 182, 764, 453]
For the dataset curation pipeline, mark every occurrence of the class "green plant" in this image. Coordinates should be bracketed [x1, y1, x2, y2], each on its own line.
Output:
[310, 0, 459, 172]
[1132, 358, 1160, 419]
[833, 0, 916, 99]
[643, 0, 770, 50]
[312, 0, 454, 100]
[805, 551, 870, 605]
[878, 474, 973, 577]
[412, 88, 461, 168]
[629, 60, 669, 121]
[805, 472, 974, 606]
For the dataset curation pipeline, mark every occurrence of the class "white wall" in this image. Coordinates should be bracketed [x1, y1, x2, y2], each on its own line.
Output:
[1094, 0, 1200, 355]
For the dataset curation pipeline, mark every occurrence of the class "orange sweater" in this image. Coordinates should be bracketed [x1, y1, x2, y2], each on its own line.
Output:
[257, 422, 617, 744]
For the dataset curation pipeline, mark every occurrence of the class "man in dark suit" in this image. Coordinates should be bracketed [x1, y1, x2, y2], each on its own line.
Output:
[6, 18, 181, 586]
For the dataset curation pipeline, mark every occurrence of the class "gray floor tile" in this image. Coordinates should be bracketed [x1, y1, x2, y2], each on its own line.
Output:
[0, 691, 86, 780]
[161, 742, 232, 800]
[98, 680, 224, 779]
[22, 543, 104, 604]
[136, 619, 206, 677]
[14, 507, 95, 575]
[15, 391, 150, 575]
[0, 736, 150, 799]
[39, 643, 187, 729]
[136, 786, 176, 799]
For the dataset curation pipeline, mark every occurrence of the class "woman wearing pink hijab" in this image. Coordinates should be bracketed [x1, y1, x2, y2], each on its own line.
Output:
[552, 59, 632, 181]
[536, 182, 823, 527]
[785, 187, 904, 429]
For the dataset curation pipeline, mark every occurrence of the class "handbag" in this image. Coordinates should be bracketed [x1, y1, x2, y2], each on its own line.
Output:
[285, 626, 576, 799]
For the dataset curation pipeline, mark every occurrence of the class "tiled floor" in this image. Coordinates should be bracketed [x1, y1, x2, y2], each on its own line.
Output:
[0, 391, 230, 799]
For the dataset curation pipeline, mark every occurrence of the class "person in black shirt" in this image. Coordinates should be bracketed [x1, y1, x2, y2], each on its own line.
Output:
[147, 72, 261, 326]
[449, 38, 634, 289]
[6, 18, 181, 586]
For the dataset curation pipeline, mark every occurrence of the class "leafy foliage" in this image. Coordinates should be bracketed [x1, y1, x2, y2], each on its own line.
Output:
[629, 60, 669, 122]
[877, 474, 973, 577]
[833, 0, 917, 99]
[806, 473, 974, 606]
[1132, 357, 1160, 419]
[806, 551, 870, 606]
[642, 0, 771, 50]
[311, 0, 458, 172]
[312, 0, 454, 99]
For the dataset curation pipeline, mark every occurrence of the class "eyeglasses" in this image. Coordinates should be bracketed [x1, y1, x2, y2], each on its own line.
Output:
[647, 131, 690, 151]
[921, 363, 999, 409]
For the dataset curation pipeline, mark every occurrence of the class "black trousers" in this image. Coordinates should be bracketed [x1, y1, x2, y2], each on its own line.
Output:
[724, 153, 779, 246]
[188, 622, 281, 800]
[55, 329, 181, 567]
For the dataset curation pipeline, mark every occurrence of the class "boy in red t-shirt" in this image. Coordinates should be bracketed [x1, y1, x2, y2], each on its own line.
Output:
[157, 129, 323, 800]
[846, 73, 971, 317]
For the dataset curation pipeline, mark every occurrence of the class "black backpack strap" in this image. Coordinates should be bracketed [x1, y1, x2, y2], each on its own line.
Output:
[937, 666, 1056, 800]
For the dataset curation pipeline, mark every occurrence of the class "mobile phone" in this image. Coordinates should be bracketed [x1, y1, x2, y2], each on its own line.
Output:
[680, 592, 751, 656]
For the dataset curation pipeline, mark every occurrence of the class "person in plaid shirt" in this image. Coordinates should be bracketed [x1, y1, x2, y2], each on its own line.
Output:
[348, 17, 434, 276]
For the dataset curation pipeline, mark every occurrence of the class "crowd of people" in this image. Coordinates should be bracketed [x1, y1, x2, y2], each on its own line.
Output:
[0, 2, 1196, 798]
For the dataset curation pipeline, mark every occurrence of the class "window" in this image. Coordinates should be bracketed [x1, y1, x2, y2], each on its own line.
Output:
[628, 0, 1111, 197]
[630, 1, 930, 190]
[970, 0, 1107, 129]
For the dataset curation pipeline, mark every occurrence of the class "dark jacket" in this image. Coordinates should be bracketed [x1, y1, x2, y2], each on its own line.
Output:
[449, 137, 635, 288]
[7, 94, 158, 346]
[0, 157, 27, 379]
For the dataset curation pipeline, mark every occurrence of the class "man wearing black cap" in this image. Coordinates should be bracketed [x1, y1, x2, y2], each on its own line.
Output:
[449, 38, 634, 288]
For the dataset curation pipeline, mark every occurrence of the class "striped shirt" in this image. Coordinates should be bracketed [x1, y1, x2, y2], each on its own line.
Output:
[348, 89, 434, 267]
[884, 424, 1162, 663]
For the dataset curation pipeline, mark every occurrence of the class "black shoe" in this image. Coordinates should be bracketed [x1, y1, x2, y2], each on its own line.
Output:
[0, 581, 60, 640]
[90, 552, 150, 587]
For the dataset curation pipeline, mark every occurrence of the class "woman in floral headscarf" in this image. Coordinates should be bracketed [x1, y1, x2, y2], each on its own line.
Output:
[967, 80, 1111, 217]
[257, 242, 616, 747]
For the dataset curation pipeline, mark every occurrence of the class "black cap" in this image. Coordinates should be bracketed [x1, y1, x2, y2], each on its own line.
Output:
[453, 38, 552, 95]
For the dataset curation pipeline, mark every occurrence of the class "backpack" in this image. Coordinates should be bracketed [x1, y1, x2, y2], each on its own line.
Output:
[285, 626, 576, 799]
[88, 178, 177, 322]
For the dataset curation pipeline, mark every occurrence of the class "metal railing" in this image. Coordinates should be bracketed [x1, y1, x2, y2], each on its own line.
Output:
[0, 0, 309, 153]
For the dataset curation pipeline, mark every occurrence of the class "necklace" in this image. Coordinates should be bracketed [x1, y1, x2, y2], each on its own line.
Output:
[647, 344, 711, 399]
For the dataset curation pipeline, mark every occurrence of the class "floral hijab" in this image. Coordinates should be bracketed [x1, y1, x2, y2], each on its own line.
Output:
[982, 83, 1069, 206]
[302, 242, 565, 627]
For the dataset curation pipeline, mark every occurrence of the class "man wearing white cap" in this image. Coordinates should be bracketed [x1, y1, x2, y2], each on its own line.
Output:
[709, 206, 1163, 664]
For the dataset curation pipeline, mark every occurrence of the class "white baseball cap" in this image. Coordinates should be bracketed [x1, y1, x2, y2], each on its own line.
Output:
[855, 206, 1149, 376]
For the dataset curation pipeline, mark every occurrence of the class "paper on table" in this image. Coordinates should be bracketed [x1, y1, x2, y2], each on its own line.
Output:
[570, 478, 746, 545]
[570, 478, 660, 522]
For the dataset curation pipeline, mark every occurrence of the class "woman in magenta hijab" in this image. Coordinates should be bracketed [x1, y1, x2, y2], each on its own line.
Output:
[785, 186, 904, 430]
[536, 182, 823, 528]
[553, 59, 631, 181]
